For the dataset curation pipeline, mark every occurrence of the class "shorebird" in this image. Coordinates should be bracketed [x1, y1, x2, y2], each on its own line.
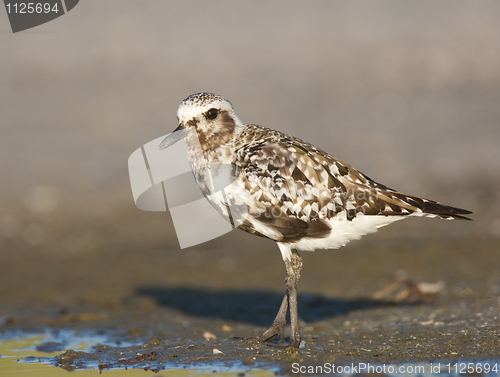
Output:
[158, 93, 472, 348]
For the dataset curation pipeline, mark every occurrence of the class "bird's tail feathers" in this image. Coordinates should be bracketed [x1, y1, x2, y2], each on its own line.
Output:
[388, 192, 473, 220]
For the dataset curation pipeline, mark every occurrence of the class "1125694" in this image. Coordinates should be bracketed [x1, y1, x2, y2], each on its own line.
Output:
[5, 2, 60, 14]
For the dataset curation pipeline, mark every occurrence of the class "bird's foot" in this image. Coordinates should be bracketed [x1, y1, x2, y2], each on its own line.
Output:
[258, 328, 301, 349]
[258, 328, 285, 345]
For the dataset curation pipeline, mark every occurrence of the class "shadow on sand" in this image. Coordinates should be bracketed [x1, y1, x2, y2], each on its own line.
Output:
[136, 287, 416, 326]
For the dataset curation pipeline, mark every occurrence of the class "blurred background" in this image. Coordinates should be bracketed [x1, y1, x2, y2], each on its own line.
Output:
[0, 1, 499, 315]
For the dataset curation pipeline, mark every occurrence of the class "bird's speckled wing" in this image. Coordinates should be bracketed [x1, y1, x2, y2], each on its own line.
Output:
[233, 125, 471, 235]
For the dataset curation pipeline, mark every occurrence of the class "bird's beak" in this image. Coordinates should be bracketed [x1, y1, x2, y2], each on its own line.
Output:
[158, 124, 186, 150]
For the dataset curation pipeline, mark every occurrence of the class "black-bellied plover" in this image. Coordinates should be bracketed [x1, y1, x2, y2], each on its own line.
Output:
[158, 93, 472, 348]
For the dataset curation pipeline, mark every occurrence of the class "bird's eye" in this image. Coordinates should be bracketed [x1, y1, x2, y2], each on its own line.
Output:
[205, 108, 219, 120]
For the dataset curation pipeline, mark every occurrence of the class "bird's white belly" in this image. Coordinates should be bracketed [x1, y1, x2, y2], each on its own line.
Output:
[283, 212, 404, 252]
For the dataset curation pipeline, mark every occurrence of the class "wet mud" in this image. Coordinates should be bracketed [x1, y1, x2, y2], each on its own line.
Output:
[1, 208, 499, 374]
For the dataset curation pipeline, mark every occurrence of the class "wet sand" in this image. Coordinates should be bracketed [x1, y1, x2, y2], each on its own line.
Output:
[1, 204, 499, 372]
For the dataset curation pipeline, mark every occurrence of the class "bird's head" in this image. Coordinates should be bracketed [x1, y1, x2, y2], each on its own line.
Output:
[158, 93, 243, 151]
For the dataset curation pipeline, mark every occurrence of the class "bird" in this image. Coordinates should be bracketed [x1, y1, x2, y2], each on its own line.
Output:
[158, 92, 472, 348]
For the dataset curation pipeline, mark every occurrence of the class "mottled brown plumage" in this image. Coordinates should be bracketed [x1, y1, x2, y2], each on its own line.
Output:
[158, 92, 472, 348]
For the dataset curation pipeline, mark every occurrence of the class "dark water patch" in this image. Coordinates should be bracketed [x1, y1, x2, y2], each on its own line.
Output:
[35, 340, 66, 353]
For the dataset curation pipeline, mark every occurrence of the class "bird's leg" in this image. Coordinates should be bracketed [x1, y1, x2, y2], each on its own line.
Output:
[287, 249, 302, 348]
[258, 293, 288, 343]
[259, 249, 303, 347]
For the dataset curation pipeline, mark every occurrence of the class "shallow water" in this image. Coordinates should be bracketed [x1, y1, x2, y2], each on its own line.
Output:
[0, 332, 277, 376]
[1, 332, 499, 376]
